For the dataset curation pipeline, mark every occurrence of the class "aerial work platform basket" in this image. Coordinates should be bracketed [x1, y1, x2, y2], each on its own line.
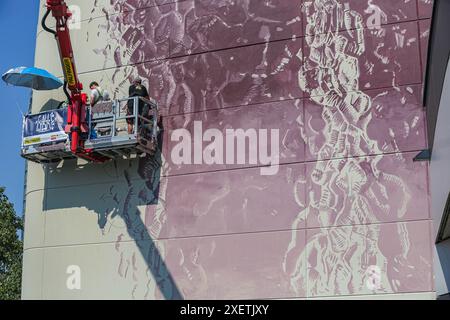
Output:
[21, 97, 159, 164]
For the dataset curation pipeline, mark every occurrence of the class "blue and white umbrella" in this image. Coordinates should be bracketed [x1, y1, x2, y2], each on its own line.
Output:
[1, 66, 63, 90]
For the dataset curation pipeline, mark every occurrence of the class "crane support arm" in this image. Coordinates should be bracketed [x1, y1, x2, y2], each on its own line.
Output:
[42, 0, 108, 162]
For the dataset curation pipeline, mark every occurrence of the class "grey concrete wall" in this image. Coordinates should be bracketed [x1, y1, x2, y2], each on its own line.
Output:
[430, 59, 450, 296]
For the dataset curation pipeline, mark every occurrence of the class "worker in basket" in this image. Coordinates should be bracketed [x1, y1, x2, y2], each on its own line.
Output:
[89, 81, 110, 106]
[127, 78, 150, 134]
[88, 81, 111, 139]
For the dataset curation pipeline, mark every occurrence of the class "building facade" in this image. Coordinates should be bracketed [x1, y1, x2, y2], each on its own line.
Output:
[22, 0, 438, 299]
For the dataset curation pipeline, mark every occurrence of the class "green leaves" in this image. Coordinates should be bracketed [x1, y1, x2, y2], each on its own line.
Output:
[0, 187, 23, 300]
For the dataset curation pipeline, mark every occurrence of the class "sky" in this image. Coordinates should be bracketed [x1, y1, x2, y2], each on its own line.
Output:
[0, 1, 40, 216]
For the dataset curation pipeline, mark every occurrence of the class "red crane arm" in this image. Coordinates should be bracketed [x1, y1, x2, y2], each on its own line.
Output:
[45, 0, 82, 94]
[43, 0, 107, 163]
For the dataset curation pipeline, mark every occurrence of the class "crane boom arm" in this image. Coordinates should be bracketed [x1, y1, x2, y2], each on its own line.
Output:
[42, 0, 107, 162]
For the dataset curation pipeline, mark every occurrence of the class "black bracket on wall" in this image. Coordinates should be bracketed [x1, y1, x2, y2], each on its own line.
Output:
[413, 150, 431, 162]
[436, 192, 450, 244]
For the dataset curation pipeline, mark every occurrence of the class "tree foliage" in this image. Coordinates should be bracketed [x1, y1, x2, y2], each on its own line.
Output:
[0, 187, 23, 300]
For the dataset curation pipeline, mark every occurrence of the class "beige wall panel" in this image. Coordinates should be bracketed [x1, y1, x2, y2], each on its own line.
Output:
[38, 0, 111, 28]
[23, 190, 46, 250]
[41, 241, 152, 299]
[21, 248, 44, 300]
[45, 157, 129, 189]
[27, 153, 162, 191]
[43, 176, 165, 247]
[25, 161, 47, 194]
[30, 83, 66, 114]
[35, 19, 112, 78]
[31, 64, 135, 114]
[40, 229, 306, 300]
[36, 3, 172, 77]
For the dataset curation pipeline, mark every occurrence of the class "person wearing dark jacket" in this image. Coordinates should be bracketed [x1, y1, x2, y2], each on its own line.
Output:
[127, 78, 149, 134]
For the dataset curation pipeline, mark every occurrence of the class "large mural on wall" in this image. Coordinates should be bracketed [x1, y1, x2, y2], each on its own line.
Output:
[31, 0, 434, 299]
[287, 0, 426, 296]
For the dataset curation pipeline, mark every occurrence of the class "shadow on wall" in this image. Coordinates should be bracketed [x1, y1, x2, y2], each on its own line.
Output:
[40, 98, 65, 112]
[42, 132, 183, 300]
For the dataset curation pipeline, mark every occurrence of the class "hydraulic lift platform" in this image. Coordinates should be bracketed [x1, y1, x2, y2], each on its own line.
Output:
[21, 96, 159, 164]
[21, 0, 161, 165]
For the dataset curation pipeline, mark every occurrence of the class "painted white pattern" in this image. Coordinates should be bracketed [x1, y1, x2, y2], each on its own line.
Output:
[283, 0, 413, 297]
